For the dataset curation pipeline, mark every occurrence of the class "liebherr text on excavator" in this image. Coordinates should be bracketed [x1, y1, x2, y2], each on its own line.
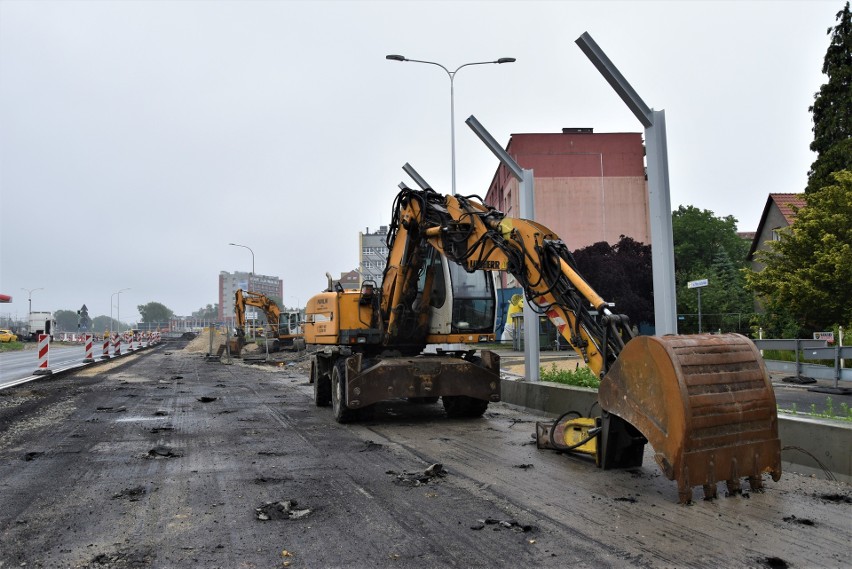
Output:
[304, 187, 781, 503]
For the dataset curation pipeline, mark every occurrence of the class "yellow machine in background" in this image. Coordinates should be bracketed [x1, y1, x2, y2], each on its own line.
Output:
[230, 290, 303, 356]
[305, 187, 781, 503]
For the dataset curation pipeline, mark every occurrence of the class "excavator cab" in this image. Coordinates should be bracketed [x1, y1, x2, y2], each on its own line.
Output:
[419, 249, 496, 342]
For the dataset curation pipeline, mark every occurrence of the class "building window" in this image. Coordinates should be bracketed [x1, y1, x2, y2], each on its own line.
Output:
[771, 228, 782, 241]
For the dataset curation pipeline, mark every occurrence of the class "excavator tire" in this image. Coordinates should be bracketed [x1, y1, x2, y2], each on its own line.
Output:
[332, 359, 358, 424]
[599, 333, 782, 503]
[312, 360, 331, 407]
[442, 395, 488, 418]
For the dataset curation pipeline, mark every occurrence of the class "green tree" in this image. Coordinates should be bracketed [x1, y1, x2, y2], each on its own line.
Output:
[54, 310, 79, 333]
[138, 302, 174, 324]
[746, 171, 852, 333]
[92, 315, 123, 335]
[807, 2, 852, 193]
[671, 206, 753, 333]
[192, 304, 219, 320]
[671, 206, 750, 276]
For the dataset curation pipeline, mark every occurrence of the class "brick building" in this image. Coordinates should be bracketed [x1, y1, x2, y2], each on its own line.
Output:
[484, 129, 651, 288]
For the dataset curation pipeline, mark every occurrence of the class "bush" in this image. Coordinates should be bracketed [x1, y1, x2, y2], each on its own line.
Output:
[539, 363, 600, 389]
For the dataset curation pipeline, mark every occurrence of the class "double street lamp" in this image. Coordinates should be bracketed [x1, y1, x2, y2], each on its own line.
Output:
[386, 54, 516, 195]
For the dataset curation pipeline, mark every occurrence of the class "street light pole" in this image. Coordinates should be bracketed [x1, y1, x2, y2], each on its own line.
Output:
[21, 287, 43, 333]
[113, 288, 130, 334]
[229, 242, 255, 275]
[386, 54, 515, 195]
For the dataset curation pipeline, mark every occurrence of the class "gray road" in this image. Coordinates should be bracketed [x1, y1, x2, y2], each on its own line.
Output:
[0, 343, 849, 568]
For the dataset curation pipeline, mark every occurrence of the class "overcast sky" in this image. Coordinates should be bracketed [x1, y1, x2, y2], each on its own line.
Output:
[0, 0, 837, 323]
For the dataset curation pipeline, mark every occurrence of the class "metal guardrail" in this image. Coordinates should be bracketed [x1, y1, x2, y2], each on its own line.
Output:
[754, 339, 851, 386]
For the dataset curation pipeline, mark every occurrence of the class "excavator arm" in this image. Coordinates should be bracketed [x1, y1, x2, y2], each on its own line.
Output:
[390, 187, 781, 503]
[386, 187, 630, 376]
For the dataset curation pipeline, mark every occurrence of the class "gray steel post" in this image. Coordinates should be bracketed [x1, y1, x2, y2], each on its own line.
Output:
[519, 169, 540, 381]
[465, 115, 539, 381]
[576, 32, 678, 335]
[644, 110, 678, 334]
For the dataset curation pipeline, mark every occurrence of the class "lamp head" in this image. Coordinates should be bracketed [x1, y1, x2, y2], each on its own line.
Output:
[497, 57, 516, 64]
[386, 54, 406, 61]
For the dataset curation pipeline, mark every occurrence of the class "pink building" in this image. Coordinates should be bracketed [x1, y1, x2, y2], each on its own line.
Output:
[484, 129, 651, 253]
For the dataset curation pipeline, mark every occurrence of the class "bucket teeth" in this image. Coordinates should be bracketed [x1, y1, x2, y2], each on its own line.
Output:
[725, 478, 742, 496]
[748, 475, 764, 492]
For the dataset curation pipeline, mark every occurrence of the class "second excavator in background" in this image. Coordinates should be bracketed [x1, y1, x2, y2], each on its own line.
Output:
[230, 289, 303, 356]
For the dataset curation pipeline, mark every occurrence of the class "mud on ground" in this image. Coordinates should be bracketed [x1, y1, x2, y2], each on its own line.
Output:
[0, 341, 849, 568]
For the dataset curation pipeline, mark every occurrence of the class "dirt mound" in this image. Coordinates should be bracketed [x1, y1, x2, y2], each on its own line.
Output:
[184, 331, 227, 354]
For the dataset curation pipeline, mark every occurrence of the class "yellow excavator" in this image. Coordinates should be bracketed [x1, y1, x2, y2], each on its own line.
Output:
[304, 187, 781, 503]
[230, 290, 303, 356]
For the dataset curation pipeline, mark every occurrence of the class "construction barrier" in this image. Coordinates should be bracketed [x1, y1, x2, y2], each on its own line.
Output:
[33, 334, 52, 375]
[102, 337, 111, 359]
[128, 334, 135, 351]
[113, 334, 121, 357]
[83, 334, 95, 363]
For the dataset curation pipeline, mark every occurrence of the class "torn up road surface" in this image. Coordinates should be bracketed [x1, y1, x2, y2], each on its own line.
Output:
[0, 342, 850, 568]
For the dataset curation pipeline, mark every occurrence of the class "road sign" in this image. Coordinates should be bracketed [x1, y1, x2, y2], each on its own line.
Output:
[813, 331, 835, 343]
[688, 278, 709, 289]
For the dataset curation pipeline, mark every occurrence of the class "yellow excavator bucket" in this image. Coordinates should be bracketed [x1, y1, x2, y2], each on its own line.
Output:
[599, 333, 782, 503]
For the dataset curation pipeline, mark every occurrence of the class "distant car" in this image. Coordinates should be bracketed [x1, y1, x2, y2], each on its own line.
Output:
[0, 329, 18, 342]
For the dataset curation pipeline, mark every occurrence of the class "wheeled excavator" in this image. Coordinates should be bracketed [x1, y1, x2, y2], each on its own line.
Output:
[230, 289, 303, 356]
[304, 187, 782, 503]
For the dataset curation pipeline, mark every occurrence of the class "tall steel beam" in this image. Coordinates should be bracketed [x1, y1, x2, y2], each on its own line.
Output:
[576, 32, 678, 335]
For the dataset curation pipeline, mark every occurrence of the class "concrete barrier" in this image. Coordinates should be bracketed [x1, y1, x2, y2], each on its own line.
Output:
[499, 375, 852, 484]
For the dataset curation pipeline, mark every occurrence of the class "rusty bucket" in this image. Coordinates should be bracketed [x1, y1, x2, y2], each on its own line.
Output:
[599, 333, 782, 503]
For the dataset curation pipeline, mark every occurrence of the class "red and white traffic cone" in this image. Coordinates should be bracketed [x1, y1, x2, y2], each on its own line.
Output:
[33, 334, 53, 375]
[83, 334, 95, 363]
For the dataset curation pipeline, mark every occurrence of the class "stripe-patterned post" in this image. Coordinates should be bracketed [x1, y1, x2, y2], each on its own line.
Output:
[102, 336, 111, 359]
[114, 333, 122, 356]
[83, 334, 95, 363]
[33, 334, 53, 375]
[128, 333, 135, 351]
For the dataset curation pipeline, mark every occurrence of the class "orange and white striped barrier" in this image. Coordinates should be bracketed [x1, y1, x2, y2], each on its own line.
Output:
[102, 337, 111, 359]
[83, 334, 95, 363]
[33, 334, 52, 375]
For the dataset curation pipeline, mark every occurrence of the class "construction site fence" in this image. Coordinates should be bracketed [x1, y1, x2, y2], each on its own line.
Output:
[754, 339, 851, 386]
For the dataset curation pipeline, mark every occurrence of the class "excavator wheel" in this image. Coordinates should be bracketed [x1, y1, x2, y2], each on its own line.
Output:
[408, 396, 440, 404]
[331, 359, 358, 423]
[442, 395, 488, 418]
[312, 359, 331, 407]
[599, 333, 782, 503]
